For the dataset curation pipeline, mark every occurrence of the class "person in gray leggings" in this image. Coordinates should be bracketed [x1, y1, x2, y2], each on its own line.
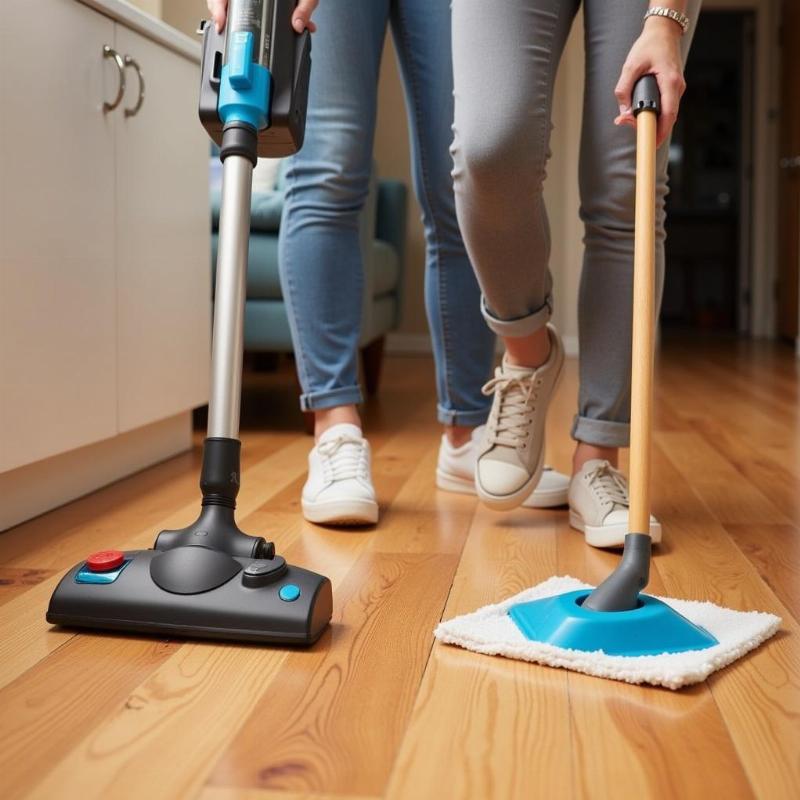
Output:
[451, 1, 700, 547]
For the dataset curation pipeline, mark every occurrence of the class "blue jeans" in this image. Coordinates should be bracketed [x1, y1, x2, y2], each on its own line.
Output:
[278, 0, 495, 426]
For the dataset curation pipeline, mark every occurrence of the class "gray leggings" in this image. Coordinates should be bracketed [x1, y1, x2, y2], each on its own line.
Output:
[451, 0, 699, 447]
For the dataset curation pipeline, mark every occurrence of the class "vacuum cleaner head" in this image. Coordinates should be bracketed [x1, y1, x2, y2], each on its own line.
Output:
[47, 545, 332, 645]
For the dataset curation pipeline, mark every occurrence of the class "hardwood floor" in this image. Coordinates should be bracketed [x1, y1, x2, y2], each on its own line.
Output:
[1, 338, 798, 800]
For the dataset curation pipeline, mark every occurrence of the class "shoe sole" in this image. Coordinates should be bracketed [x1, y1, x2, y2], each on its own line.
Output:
[436, 468, 568, 508]
[569, 509, 663, 548]
[302, 498, 379, 526]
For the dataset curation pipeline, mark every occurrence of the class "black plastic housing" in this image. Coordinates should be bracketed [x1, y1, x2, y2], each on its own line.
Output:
[198, 0, 311, 157]
[632, 74, 661, 117]
[47, 550, 332, 645]
[154, 437, 273, 559]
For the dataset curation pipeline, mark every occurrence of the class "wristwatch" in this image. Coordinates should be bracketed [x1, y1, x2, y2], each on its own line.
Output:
[644, 6, 691, 34]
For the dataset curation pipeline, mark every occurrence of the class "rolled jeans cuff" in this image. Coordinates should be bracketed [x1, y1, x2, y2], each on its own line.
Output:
[300, 385, 364, 412]
[480, 295, 553, 338]
[571, 415, 630, 449]
[437, 404, 490, 427]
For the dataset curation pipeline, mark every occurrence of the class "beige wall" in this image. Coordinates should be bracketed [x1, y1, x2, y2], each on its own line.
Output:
[128, 0, 163, 19]
[160, 0, 206, 36]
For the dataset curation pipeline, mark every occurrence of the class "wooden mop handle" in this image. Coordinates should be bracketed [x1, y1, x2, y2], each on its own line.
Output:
[628, 75, 660, 536]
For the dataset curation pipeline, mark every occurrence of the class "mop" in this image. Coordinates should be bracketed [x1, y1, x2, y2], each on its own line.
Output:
[435, 76, 780, 689]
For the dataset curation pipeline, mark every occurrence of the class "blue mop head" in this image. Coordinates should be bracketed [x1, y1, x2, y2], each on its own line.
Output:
[508, 589, 717, 657]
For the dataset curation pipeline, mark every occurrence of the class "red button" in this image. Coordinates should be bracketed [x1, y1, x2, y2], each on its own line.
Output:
[86, 550, 125, 572]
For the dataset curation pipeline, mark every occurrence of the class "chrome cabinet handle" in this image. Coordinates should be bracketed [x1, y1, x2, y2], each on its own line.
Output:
[102, 45, 126, 113]
[779, 155, 800, 170]
[123, 55, 145, 118]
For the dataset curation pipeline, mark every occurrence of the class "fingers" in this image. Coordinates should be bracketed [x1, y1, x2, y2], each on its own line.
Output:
[654, 70, 686, 146]
[293, 0, 319, 33]
[614, 60, 639, 126]
[206, 0, 227, 33]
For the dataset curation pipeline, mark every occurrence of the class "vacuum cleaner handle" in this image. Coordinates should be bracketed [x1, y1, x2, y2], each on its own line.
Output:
[582, 75, 660, 613]
[198, 0, 311, 157]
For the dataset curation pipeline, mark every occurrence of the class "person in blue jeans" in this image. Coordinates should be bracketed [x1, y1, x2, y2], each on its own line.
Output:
[207, 0, 571, 525]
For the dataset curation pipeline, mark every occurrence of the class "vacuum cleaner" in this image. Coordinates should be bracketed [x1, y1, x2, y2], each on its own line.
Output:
[47, 0, 332, 645]
[507, 76, 719, 656]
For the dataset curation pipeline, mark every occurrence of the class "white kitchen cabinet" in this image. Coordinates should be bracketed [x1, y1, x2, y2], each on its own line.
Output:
[0, 0, 210, 526]
[114, 25, 211, 433]
[0, 0, 118, 472]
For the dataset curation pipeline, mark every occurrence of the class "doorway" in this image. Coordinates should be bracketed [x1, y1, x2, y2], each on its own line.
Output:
[661, 10, 755, 334]
[777, 0, 800, 344]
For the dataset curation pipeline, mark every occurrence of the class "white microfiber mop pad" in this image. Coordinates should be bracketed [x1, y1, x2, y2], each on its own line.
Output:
[434, 576, 781, 689]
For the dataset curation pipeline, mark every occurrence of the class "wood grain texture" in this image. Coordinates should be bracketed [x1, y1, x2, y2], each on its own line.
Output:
[200, 789, 378, 800]
[0, 567, 56, 606]
[629, 109, 657, 533]
[0, 346, 797, 799]
[386, 506, 574, 800]
[209, 551, 460, 796]
[654, 440, 800, 799]
[0, 635, 178, 800]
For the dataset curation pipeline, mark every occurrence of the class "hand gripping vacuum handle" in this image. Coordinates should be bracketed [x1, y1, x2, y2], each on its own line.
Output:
[199, 0, 311, 159]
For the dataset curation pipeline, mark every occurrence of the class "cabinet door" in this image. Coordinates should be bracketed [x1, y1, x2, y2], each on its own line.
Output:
[0, 0, 118, 472]
[114, 25, 211, 433]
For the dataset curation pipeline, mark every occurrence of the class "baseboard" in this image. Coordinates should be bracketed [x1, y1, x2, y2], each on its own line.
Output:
[0, 412, 193, 532]
[387, 332, 580, 357]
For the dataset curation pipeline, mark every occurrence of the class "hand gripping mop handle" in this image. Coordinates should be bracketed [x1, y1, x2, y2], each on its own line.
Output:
[583, 75, 660, 613]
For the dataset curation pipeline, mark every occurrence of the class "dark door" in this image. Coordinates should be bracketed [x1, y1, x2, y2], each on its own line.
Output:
[778, 0, 800, 341]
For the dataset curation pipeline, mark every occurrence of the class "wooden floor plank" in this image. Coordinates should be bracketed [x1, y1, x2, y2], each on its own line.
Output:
[386, 506, 574, 800]
[0, 635, 178, 800]
[208, 551, 460, 796]
[655, 431, 790, 526]
[199, 789, 378, 800]
[723, 523, 800, 620]
[0, 567, 57, 606]
[654, 441, 800, 799]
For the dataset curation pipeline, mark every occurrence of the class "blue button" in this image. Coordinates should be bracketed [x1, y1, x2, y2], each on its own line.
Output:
[279, 584, 301, 602]
[228, 31, 254, 89]
[76, 560, 131, 584]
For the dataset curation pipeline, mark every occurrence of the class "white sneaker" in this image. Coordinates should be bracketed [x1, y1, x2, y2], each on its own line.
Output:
[436, 425, 569, 508]
[475, 325, 565, 510]
[301, 423, 378, 526]
[568, 459, 662, 548]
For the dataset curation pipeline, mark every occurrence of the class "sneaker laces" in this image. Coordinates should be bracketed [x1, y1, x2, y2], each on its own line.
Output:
[481, 373, 539, 448]
[585, 461, 629, 508]
[317, 435, 368, 482]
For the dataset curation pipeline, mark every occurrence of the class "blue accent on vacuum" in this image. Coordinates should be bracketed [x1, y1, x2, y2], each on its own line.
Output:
[279, 584, 301, 602]
[75, 560, 131, 585]
[508, 590, 718, 656]
[218, 31, 272, 130]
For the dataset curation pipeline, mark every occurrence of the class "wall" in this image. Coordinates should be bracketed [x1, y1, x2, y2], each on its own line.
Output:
[129, 0, 162, 19]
